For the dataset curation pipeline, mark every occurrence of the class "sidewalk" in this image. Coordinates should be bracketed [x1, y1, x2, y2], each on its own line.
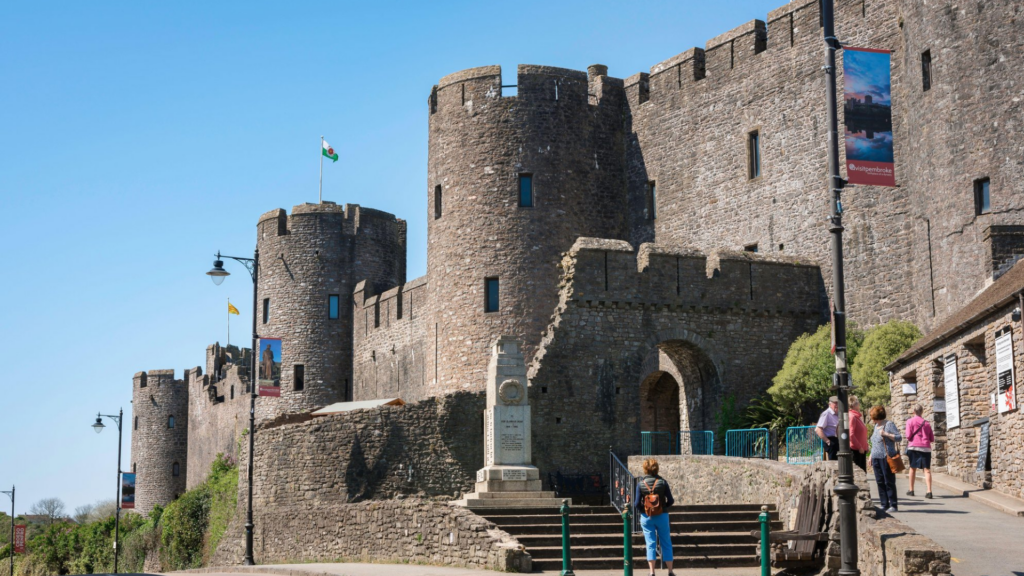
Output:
[927, 472, 1024, 516]
[862, 474, 1024, 576]
[173, 561, 759, 576]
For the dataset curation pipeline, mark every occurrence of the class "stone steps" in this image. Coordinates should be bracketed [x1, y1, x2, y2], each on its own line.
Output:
[476, 504, 772, 571]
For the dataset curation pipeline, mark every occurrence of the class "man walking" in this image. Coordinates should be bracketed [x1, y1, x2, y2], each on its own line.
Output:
[815, 396, 840, 461]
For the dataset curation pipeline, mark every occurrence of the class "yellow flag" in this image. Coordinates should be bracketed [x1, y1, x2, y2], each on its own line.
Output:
[228, 302, 240, 315]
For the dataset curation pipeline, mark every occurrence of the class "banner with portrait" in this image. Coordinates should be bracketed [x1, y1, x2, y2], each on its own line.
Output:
[258, 337, 282, 397]
[995, 330, 1017, 414]
[843, 47, 895, 187]
[121, 473, 136, 509]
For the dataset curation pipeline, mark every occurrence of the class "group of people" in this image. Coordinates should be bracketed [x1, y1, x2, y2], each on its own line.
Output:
[630, 400, 937, 575]
[815, 396, 935, 513]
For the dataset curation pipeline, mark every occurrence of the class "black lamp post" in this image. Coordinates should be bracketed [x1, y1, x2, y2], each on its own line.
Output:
[91, 409, 123, 574]
[1, 486, 13, 576]
[206, 249, 259, 565]
[821, 1, 860, 574]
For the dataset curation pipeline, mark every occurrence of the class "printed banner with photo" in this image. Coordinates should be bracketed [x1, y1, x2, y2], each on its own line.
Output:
[14, 525, 26, 553]
[121, 472, 136, 509]
[843, 47, 895, 187]
[258, 337, 282, 397]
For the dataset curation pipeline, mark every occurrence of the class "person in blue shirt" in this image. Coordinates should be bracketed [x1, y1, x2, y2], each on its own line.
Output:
[634, 458, 676, 576]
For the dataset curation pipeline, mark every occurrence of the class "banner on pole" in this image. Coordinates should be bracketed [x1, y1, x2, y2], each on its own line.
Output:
[995, 330, 1017, 414]
[14, 525, 26, 553]
[843, 47, 895, 187]
[121, 473, 136, 509]
[258, 337, 282, 397]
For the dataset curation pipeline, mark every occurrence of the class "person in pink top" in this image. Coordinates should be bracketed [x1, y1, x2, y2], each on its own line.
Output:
[848, 396, 868, 471]
[905, 404, 935, 498]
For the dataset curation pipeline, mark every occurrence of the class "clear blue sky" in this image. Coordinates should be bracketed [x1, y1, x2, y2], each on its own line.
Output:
[0, 0, 787, 514]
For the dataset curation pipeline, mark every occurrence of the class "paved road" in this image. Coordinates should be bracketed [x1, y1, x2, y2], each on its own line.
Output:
[862, 474, 1024, 576]
[164, 562, 759, 576]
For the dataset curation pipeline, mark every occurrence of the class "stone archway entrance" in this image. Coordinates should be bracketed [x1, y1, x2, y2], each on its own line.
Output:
[638, 336, 723, 453]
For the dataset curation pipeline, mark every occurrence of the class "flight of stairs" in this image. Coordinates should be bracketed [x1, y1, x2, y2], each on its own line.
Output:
[476, 503, 781, 571]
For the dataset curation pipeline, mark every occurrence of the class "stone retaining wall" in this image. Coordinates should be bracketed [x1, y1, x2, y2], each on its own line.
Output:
[629, 456, 950, 575]
[211, 498, 530, 572]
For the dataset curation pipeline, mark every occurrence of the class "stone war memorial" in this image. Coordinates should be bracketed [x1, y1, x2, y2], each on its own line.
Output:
[453, 336, 561, 508]
[127, 0, 1024, 573]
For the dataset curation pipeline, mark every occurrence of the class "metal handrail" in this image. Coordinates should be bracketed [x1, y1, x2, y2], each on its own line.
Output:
[681, 430, 715, 455]
[609, 449, 640, 534]
[786, 425, 824, 465]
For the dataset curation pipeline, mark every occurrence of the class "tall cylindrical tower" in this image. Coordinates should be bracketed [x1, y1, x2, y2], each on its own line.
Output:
[427, 64, 628, 393]
[256, 201, 405, 421]
[130, 369, 188, 515]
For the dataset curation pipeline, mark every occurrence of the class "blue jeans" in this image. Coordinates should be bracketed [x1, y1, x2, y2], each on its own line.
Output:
[639, 512, 674, 562]
[872, 457, 898, 510]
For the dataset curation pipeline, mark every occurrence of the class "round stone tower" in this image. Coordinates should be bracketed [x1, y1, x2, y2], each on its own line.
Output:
[255, 201, 406, 421]
[427, 64, 629, 393]
[130, 369, 188, 515]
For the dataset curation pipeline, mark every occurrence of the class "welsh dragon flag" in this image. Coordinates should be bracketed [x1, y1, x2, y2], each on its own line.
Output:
[322, 140, 338, 162]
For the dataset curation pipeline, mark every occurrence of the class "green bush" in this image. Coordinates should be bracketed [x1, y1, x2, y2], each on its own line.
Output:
[767, 324, 864, 420]
[159, 453, 237, 570]
[851, 320, 922, 407]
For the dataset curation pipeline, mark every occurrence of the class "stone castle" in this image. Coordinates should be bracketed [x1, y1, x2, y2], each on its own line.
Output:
[129, 0, 1024, 515]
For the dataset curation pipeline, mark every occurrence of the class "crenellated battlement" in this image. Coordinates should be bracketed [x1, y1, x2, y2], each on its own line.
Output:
[561, 238, 823, 315]
[257, 201, 406, 239]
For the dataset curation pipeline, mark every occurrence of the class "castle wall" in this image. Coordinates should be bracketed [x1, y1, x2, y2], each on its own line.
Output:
[528, 239, 824, 477]
[895, 0, 1024, 322]
[625, 0, 922, 331]
[256, 202, 406, 421]
[352, 275, 432, 401]
[130, 369, 189, 515]
[425, 64, 629, 398]
[185, 344, 250, 489]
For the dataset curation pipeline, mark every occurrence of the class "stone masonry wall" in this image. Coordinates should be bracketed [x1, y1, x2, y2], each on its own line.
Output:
[890, 301, 1024, 500]
[352, 275, 432, 401]
[528, 238, 824, 478]
[631, 456, 951, 576]
[186, 353, 250, 490]
[131, 369, 189, 515]
[211, 497, 530, 572]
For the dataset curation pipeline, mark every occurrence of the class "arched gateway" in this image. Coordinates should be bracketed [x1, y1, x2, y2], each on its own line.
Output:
[527, 238, 825, 479]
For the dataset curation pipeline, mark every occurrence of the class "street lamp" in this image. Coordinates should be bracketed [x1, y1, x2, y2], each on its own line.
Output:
[2, 486, 13, 576]
[206, 249, 259, 565]
[92, 409, 124, 574]
[821, 1, 859, 575]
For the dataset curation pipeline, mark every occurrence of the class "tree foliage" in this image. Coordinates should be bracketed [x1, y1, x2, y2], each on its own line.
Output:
[29, 498, 66, 526]
[851, 320, 922, 407]
[767, 324, 864, 421]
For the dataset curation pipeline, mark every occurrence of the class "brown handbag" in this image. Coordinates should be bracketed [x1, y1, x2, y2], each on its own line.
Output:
[884, 426, 906, 473]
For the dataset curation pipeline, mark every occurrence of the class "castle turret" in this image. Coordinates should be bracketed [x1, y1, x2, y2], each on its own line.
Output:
[256, 202, 406, 420]
[130, 369, 188, 514]
[426, 64, 629, 393]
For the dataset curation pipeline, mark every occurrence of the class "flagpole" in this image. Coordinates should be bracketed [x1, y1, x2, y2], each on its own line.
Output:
[319, 135, 324, 204]
[227, 298, 231, 347]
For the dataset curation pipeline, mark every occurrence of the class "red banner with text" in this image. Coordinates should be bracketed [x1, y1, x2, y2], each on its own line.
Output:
[843, 47, 895, 187]
[14, 524, 26, 553]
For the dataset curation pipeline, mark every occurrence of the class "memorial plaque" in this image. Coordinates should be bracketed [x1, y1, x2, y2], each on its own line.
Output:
[502, 469, 528, 481]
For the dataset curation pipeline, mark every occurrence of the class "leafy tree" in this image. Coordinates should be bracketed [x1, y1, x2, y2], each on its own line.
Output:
[851, 320, 922, 407]
[767, 323, 864, 424]
[29, 498, 66, 526]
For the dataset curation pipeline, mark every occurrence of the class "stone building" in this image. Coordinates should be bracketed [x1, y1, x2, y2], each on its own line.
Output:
[887, 260, 1024, 501]
[131, 0, 1024, 515]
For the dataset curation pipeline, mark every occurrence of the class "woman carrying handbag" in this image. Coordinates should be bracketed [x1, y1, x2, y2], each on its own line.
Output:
[869, 405, 903, 513]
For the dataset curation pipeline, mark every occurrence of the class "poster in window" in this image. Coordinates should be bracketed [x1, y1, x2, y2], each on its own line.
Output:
[996, 331, 1016, 413]
[258, 337, 282, 397]
[944, 355, 960, 429]
[121, 473, 136, 509]
[13, 525, 26, 553]
[843, 47, 896, 187]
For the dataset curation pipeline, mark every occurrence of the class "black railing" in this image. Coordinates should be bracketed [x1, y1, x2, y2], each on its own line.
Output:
[609, 449, 640, 534]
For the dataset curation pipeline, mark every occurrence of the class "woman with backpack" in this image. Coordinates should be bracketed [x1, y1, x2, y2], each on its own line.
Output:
[633, 458, 676, 576]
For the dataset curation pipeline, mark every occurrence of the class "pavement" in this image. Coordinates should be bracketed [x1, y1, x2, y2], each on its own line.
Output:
[165, 561, 761, 576]
[862, 473, 1024, 576]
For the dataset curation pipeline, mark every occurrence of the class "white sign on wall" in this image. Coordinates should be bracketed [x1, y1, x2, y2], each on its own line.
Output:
[944, 355, 960, 429]
[995, 330, 1017, 414]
